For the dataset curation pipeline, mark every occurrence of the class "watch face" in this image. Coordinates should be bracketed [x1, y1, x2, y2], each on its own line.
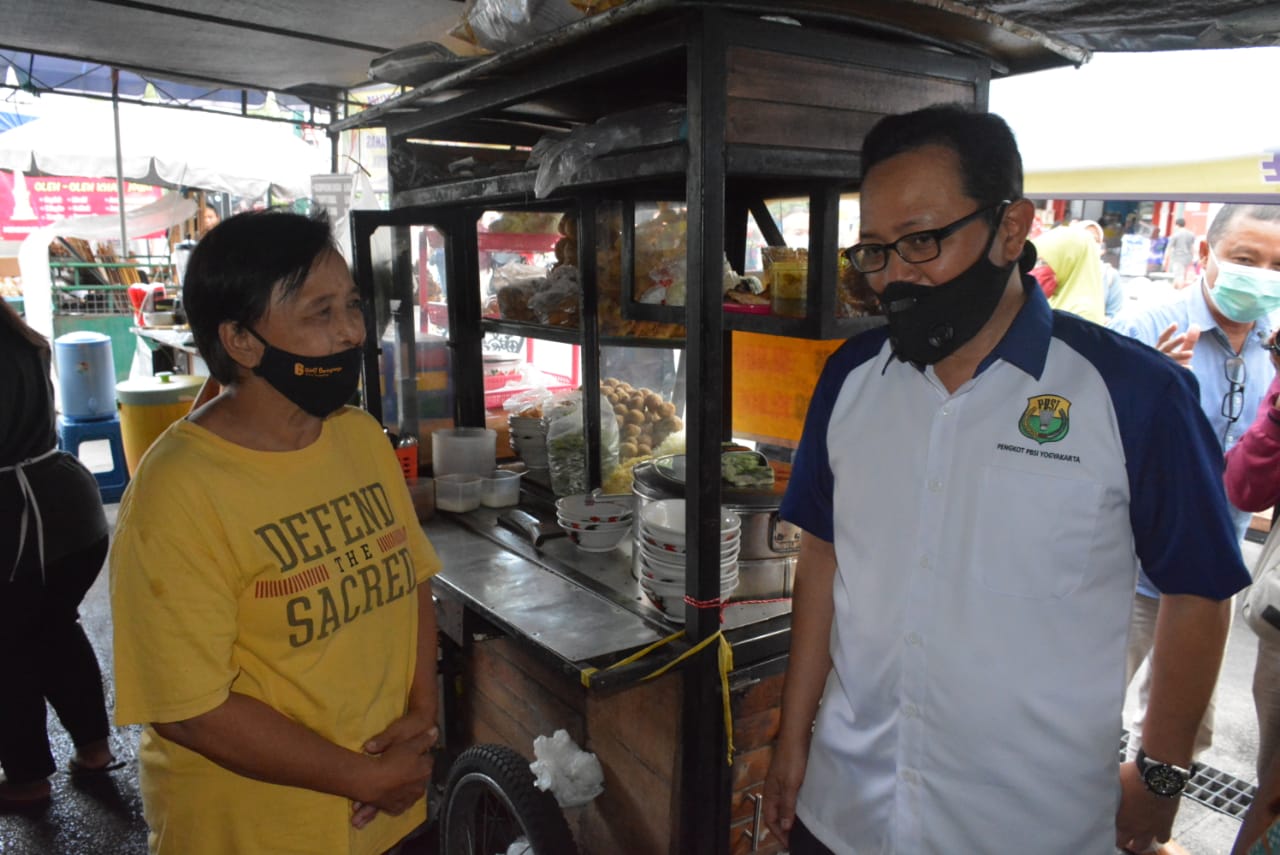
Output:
[1144, 763, 1188, 797]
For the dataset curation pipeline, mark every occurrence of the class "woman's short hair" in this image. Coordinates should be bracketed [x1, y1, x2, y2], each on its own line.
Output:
[183, 209, 336, 384]
[862, 104, 1023, 210]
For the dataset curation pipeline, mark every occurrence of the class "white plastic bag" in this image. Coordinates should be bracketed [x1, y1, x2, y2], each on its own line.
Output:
[529, 729, 604, 808]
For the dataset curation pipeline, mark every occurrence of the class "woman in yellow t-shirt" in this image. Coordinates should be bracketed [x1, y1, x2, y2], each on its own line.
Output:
[111, 210, 442, 855]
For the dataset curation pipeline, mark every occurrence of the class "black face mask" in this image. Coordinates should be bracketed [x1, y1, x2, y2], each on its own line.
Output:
[247, 328, 363, 418]
[877, 219, 1016, 367]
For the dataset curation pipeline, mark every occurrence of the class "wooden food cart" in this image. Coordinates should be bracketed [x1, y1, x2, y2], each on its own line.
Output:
[331, 3, 1078, 852]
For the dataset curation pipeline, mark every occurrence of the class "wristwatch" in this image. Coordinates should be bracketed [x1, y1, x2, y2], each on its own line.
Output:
[1134, 749, 1193, 798]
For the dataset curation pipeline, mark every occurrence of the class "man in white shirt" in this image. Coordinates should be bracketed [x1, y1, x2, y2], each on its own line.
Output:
[763, 104, 1250, 855]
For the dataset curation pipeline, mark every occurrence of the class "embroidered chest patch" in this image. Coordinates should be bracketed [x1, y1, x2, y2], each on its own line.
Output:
[1018, 394, 1071, 444]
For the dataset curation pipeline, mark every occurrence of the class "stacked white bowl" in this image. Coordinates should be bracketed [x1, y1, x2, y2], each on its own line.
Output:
[508, 414, 549, 470]
[636, 499, 741, 624]
[555, 494, 633, 552]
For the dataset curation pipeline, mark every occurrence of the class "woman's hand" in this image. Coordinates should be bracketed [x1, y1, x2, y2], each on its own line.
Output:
[350, 713, 438, 829]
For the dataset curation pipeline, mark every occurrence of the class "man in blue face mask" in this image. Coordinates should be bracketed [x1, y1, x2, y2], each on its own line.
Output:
[1109, 205, 1280, 795]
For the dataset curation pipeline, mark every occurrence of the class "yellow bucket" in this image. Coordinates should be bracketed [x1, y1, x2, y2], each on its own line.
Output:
[116, 373, 205, 475]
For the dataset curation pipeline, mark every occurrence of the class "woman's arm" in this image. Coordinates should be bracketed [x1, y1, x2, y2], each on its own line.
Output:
[154, 690, 434, 816]
[1225, 373, 1280, 512]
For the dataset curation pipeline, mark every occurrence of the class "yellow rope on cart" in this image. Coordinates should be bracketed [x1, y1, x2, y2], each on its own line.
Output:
[580, 629, 736, 765]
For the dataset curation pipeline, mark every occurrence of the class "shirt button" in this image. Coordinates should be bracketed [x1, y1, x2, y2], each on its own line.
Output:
[920, 556, 930, 569]
[927, 479, 942, 492]
[903, 703, 919, 718]
[941, 405, 952, 416]
[906, 632, 922, 646]
[900, 769, 918, 785]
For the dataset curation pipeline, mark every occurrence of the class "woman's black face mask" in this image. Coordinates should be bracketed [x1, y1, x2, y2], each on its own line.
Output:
[246, 327, 362, 418]
[876, 209, 1015, 367]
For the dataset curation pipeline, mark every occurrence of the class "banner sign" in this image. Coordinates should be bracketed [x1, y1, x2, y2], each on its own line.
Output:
[0, 171, 165, 241]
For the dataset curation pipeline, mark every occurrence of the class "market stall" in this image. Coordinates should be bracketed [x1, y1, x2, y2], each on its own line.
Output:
[334, 2, 1076, 852]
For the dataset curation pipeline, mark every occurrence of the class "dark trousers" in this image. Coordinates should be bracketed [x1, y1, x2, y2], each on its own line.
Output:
[0, 535, 111, 783]
[788, 817, 838, 855]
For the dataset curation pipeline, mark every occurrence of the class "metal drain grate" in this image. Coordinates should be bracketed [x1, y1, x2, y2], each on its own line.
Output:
[1119, 731, 1256, 819]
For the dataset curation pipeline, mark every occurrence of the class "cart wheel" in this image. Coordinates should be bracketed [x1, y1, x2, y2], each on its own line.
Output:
[439, 744, 578, 855]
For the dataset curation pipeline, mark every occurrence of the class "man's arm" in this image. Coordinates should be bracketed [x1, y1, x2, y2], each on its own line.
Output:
[763, 533, 837, 847]
[1224, 374, 1280, 512]
[1116, 593, 1232, 851]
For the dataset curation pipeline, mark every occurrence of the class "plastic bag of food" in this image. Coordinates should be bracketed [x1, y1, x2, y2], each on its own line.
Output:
[545, 390, 619, 496]
[528, 265, 581, 327]
[452, 0, 581, 52]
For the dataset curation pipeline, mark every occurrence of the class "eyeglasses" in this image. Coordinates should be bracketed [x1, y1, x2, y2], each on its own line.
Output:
[1221, 355, 1246, 439]
[844, 201, 1010, 274]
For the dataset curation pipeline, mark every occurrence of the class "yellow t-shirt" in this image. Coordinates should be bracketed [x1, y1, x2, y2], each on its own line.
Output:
[111, 406, 440, 855]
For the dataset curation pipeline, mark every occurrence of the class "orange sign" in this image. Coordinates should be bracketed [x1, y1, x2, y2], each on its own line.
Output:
[731, 331, 841, 445]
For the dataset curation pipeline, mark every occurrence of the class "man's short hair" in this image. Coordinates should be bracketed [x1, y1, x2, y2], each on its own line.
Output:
[183, 209, 337, 384]
[861, 104, 1023, 208]
[1175, 217, 1186, 227]
[1207, 204, 1280, 248]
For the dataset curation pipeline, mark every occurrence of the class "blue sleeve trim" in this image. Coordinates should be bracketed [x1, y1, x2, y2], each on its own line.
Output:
[779, 328, 891, 544]
[1052, 315, 1251, 600]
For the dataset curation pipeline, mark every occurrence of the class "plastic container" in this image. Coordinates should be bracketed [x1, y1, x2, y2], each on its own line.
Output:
[54, 331, 118, 421]
[407, 477, 436, 522]
[116, 373, 204, 474]
[435, 473, 482, 512]
[762, 246, 808, 318]
[480, 470, 523, 508]
[432, 427, 497, 478]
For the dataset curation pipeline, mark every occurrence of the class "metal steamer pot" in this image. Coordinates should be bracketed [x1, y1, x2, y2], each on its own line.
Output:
[630, 455, 798, 602]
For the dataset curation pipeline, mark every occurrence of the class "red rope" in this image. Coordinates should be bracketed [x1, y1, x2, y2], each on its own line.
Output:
[682, 595, 793, 623]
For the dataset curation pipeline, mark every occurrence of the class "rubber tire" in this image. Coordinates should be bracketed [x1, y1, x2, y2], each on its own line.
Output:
[439, 744, 578, 855]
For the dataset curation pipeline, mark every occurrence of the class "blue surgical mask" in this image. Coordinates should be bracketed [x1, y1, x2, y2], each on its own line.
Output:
[1210, 250, 1280, 323]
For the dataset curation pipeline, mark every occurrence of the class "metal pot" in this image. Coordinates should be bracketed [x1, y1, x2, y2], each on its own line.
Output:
[630, 455, 799, 601]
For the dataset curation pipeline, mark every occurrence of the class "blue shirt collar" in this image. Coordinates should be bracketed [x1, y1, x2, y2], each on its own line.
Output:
[976, 274, 1051, 380]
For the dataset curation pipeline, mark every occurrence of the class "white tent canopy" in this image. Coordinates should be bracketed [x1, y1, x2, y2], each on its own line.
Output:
[0, 95, 329, 199]
[989, 47, 1280, 201]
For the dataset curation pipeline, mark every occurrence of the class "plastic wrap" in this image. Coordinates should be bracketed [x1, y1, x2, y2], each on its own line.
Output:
[529, 729, 605, 808]
[545, 391, 619, 496]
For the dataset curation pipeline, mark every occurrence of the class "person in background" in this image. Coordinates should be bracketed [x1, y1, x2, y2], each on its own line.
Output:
[0, 299, 118, 811]
[1075, 218, 1125, 319]
[172, 204, 222, 288]
[196, 204, 220, 239]
[1109, 205, 1280, 791]
[1224, 332, 1280, 855]
[110, 210, 441, 854]
[1148, 226, 1168, 274]
[762, 104, 1246, 855]
[1103, 248, 1125, 318]
[1032, 222, 1106, 322]
[1166, 217, 1198, 285]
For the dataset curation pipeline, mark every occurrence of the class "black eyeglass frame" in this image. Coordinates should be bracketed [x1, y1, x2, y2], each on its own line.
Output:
[1221, 354, 1246, 441]
[844, 200, 1011, 274]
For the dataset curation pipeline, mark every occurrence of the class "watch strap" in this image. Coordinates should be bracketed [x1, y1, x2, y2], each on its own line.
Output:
[1134, 748, 1193, 796]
